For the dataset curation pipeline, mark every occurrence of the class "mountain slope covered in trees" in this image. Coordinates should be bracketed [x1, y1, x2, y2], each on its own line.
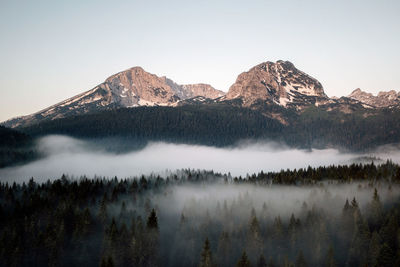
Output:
[0, 126, 36, 168]
[18, 104, 400, 151]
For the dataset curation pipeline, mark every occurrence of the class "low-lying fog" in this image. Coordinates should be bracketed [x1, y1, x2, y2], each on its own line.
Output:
[1, 135, 400, 183]
[154, 183, 399, 220]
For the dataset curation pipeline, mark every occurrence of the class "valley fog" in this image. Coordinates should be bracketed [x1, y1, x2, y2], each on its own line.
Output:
[152, 183, 400, 220]
[1, 135, 400, 183]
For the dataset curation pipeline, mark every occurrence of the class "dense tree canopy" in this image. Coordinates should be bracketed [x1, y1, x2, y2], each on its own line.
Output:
[18, 104, 400, 152]
[0, 162, 400, 267]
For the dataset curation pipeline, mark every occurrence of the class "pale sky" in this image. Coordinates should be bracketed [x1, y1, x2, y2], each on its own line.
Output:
[1, 0, 399, 122]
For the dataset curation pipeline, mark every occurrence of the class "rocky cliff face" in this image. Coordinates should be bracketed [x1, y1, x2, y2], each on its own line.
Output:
[4, 67, 222, 128]
[162, 77, 224, 100]
[225, 60, 327, 107]
[348, 88, 400, 108]
[181, 84, 225, 99]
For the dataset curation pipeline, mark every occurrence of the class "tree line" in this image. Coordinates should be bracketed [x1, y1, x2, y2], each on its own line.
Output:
[17, 104, 400, 152]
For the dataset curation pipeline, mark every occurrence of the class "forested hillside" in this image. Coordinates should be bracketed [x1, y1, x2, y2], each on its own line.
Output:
[0, 126, 36, 168]
[18, 104, 400, 151]
[20, 105, 284, 147]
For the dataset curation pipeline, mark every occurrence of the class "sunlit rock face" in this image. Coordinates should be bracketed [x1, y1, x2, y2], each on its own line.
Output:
[3, 67, 222, 128]
[225, 60, 327, 107]
[348, 88, 400, 108]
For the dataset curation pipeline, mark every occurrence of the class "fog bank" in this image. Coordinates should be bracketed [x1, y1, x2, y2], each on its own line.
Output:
[1, 135, 399, 183]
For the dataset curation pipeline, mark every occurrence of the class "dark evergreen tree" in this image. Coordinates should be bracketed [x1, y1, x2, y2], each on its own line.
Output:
[237, 251, 252, 267]
[217, 231, 231, 267]
[257, 255, 267, 267]
[199, 238, 214, 267]
[147, 209, 158, 230]
[368, 188, 383, 230]
[295, 251, 307, 267]
[377, 243, 395, 267]
[324, 246, 336, 267]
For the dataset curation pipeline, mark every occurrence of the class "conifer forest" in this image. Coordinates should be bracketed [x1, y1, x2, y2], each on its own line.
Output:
[1, 162, 400, 267]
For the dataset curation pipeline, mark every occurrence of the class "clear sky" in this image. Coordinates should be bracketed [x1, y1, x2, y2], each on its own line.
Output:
[1, 0, 399, 122]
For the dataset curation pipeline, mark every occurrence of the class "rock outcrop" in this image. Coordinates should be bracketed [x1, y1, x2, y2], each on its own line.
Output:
[348, 88, 400, 108]
[225, 60, 327, 107]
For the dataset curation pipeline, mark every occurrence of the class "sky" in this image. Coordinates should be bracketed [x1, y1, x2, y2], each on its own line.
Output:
[0, 0, 399, 122]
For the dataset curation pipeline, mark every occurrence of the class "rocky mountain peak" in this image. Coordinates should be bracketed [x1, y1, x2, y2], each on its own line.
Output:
[348, 88, 400, 108]
[181, 84, 225, 99]
[3, 66, 222, 128]
[225, 60, 327, 107]
[161, 77, 224, 100]
[102, 66, 179, 107]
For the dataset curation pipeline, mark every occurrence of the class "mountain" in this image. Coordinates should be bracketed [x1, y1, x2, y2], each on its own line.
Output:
[3, 60, 399, 130]
[162, 77, 224, 100]
[3, 67, 223, 128]
[2, 59, 400, 168]
[224, 60, 328, 108]
[348, 88, 400, 108]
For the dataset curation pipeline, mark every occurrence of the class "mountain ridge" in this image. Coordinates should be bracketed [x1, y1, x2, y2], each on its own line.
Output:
[3, 66, 223, 128]
[3, 60, 399, 128]
[348, 88, 400, 108]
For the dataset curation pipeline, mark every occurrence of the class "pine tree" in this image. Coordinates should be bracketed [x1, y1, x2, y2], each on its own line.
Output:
[237, 251, 252, 267]
[217, 231, 231, 266]
[257, 254, 267, 267]
[324, 246, 336, 267]
[368, 231, 381, 267]
[268, 257, 275, 267]
[100, 255, 115, 267]
[346, 212, 370, 267]
[272, 216, 284, 244]
[368, 188, 383, 229]
[98, 193, 108, 225]
[288, 214, 299, 253]
[261, 202, 268, 221]
[340, 198, 355, 261]
[180, 212, 186, 227]
[295, 251, 307, 267]
[145, 209, 159, 267]
[200, 238, 214, 267]
[376, 243, 395, 267]
[147, 208, 158, 230]
[107, 256, 115, 267]
[248, 212, 263, 258]
[380, 214, 398, 250]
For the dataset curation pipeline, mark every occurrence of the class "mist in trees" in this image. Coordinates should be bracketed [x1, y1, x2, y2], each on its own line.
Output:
[1, 162, 400, 267]
[3, 135, 400, 183]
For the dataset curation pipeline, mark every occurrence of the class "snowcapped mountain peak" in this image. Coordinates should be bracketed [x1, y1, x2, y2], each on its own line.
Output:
[225, 60, 327, 107]
[3, 66, 223, 128]
[348, 88, 400, 108]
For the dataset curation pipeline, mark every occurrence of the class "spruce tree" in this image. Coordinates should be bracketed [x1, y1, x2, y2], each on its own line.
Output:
[147, 208, 158, 230]
[217, 231, 231, 266]
[377, 243, 395, 267]
[257, 254, 267, 267]
[237, 251, 252, 267]
[146, 209, 159, 267]
[200, 238, 214, 267]
[324, 246, 336, 267]
[368, 188, 383, 229]
[368, 231, 381, 267]
[295, 251, 307, 267]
